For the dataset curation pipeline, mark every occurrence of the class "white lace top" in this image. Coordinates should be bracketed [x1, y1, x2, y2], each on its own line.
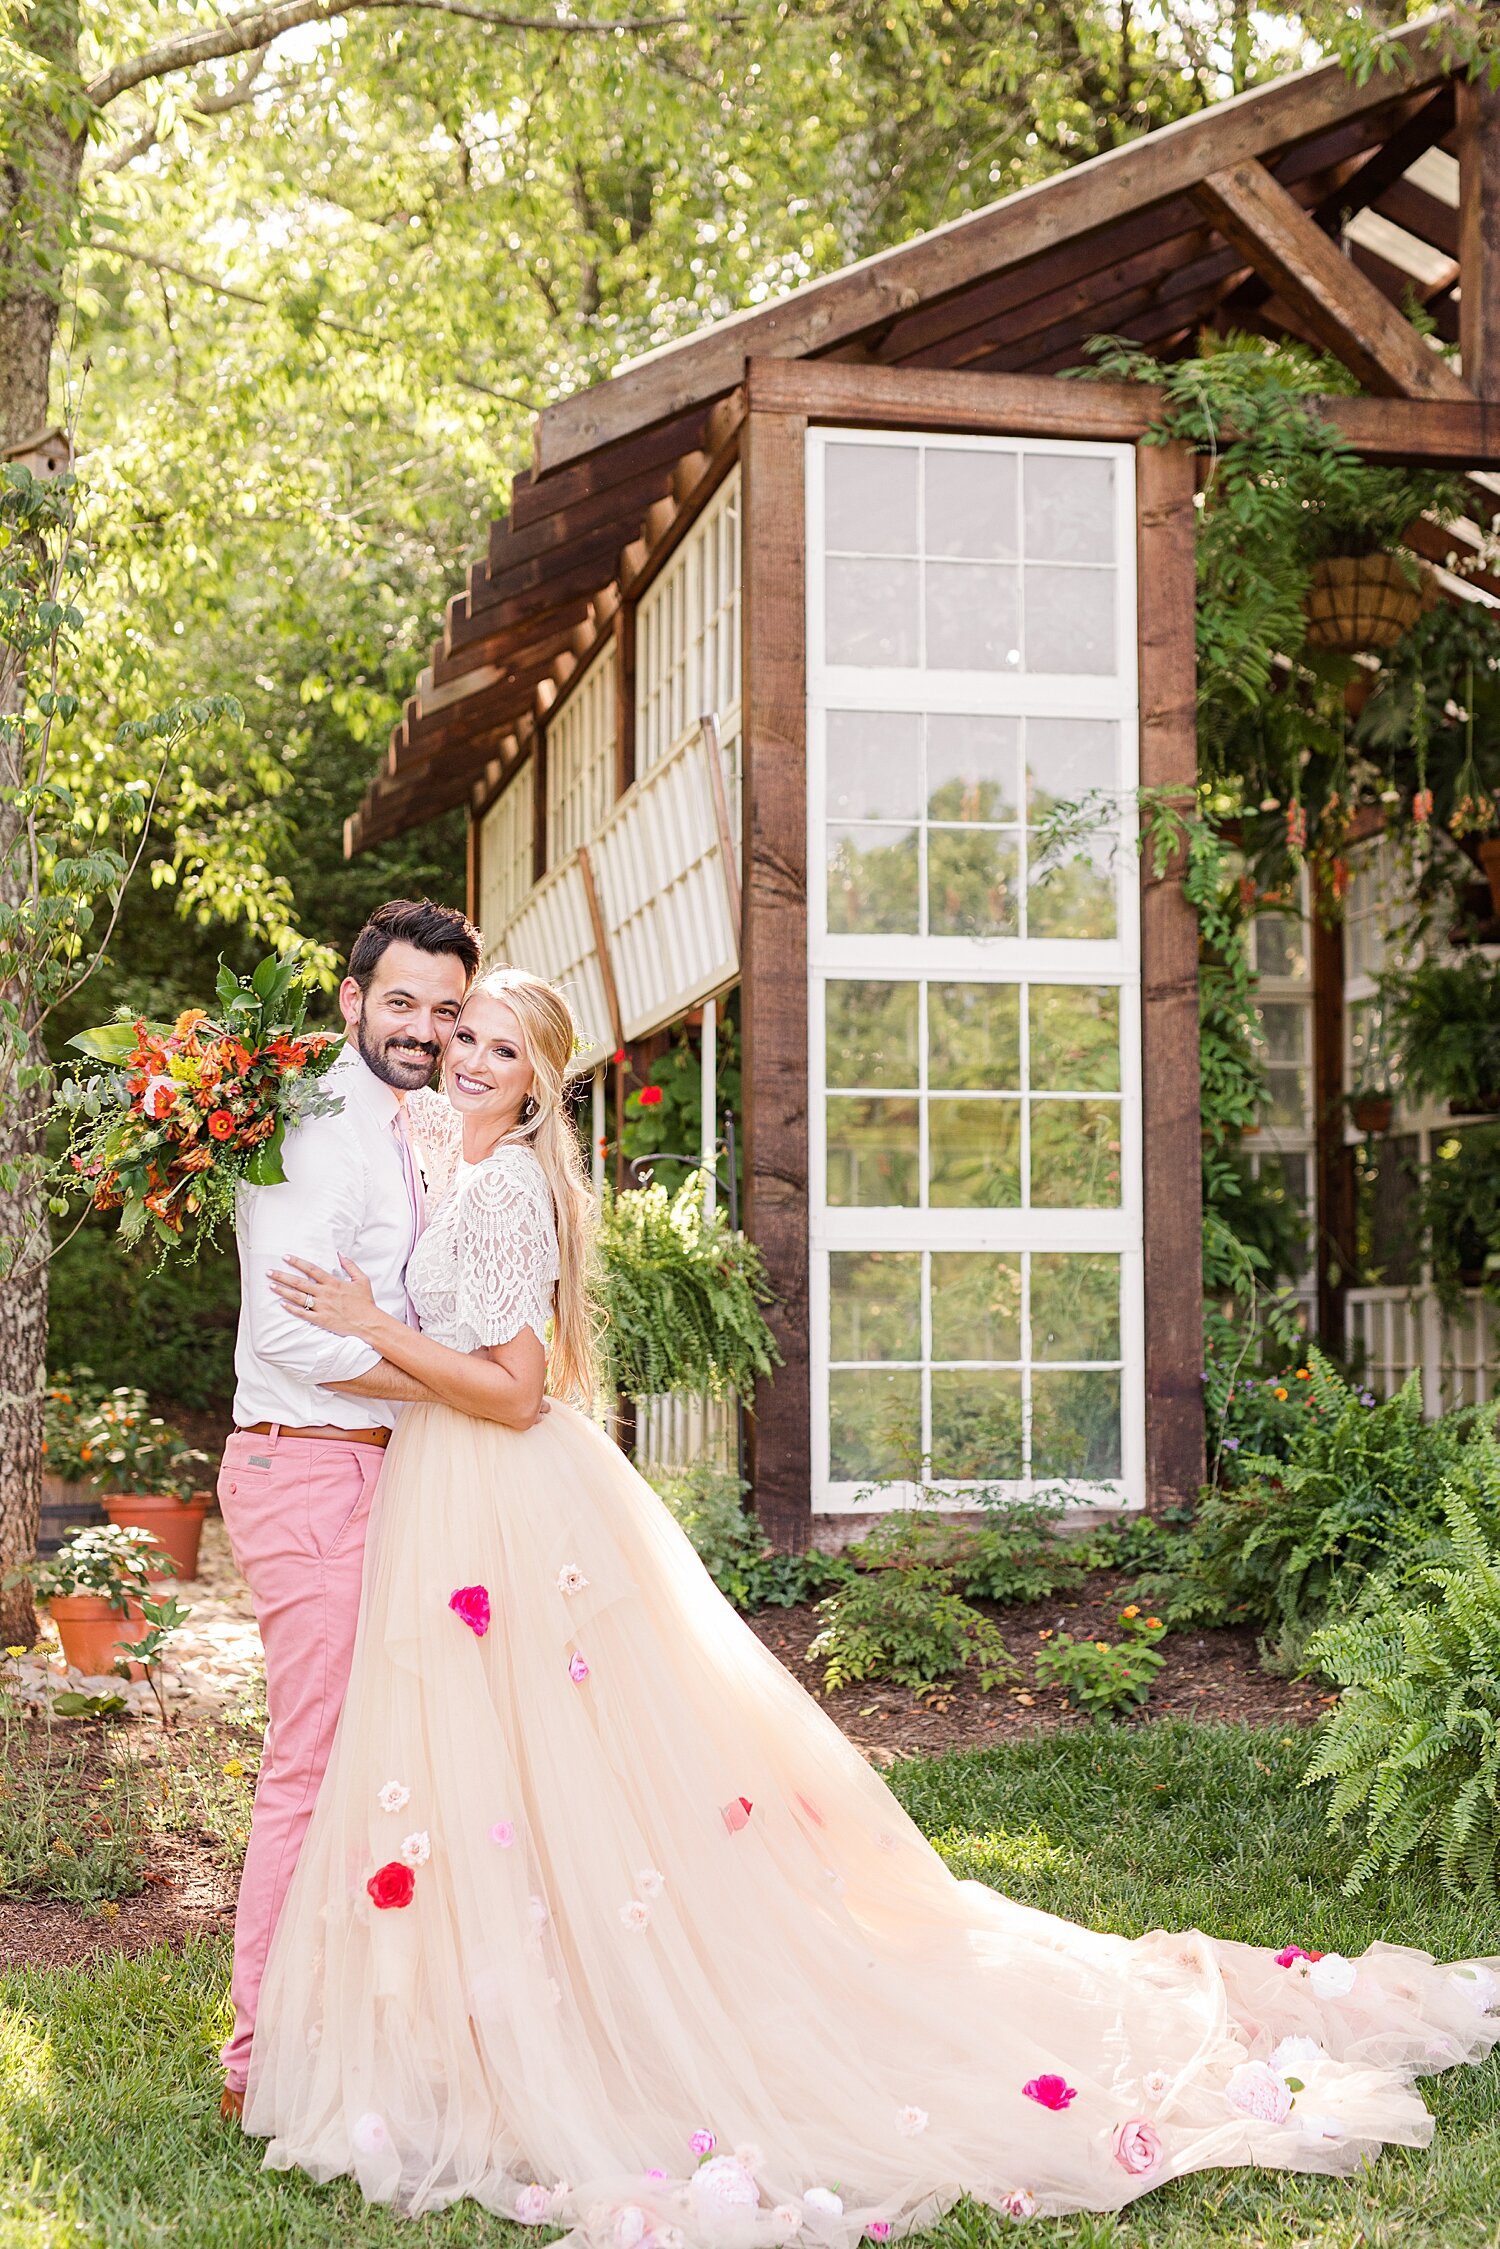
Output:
[403, 1090, 559, 1355]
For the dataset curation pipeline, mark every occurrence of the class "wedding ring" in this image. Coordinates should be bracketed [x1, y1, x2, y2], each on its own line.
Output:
[305, 1292, 314, 1310]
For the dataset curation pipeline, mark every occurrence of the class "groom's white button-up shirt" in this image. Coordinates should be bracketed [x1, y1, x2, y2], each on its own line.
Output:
[231, 1045, 417, 1431]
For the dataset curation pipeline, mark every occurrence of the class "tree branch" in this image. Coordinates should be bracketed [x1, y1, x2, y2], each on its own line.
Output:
[86, 241, 547, 409]
[89, 47, 276, 173]
[87, 0, 739, 109]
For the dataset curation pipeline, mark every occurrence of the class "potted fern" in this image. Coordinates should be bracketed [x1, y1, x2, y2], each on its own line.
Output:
[1380, 956, 1500, 1117]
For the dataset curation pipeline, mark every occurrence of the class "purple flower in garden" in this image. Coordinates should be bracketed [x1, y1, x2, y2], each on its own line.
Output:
[1360, 1390, 1376, 1407]
[1222, 1438, 1240, 1452]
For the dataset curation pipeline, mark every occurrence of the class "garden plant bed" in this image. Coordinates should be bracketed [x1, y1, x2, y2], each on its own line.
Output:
[748, 1569, 1331, 1761]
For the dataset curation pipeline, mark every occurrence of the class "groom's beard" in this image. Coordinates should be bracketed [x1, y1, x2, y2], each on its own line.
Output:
[352, 1014, 441, 1091]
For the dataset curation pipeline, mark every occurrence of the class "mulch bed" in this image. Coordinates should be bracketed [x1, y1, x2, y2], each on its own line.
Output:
[1, 1571, 1325, 1973]
[746, 1568, 1333, 1763]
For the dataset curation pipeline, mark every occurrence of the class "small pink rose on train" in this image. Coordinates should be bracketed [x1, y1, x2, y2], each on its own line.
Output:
[376, 1779, 409, 1813]
[619, 1900, 651, 1932]
[895, 2105, 928, 2137]
[1225, 2059, 1292, 2124]
[1022, 2074, 1077, 2111]
[867, 2225, 892, 2239]
[1274, 1945, 1322, 1968]
[489, 1819, 516, 1847]
[557, 1563, 589, 1596]
[1111, 2118, 1162, 2176]
[721, 1796, 754, 1833]
[793, 1792, 825, 1827]
[449, 1584, 491, 1637]
[515, 2183, 552, 2224]
[688, 2129, 716, 2157]
[997, 2188, 1037, 2221]
[614, 2204, 649, 2248]
[569, 1651, 591, 1683]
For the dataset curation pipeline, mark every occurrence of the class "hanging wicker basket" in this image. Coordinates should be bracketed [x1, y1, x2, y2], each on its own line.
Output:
[1303, 554, 1428, 654]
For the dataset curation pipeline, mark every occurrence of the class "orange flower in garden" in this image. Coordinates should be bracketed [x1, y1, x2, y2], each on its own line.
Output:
[1273, 1386, 1288, 1400]
[207, 1110, 238, 1140]
[1120, 1604, 1140, 1620]
[1094, 1641, 1110, 1653]
[1144, 1618, 1162, 1630]
[174, 1008, 208, 1034]
[1295, 1368, 1310, 1381]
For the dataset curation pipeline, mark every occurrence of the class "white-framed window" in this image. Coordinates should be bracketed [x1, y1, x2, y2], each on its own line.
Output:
[806, 427, 1144, 1513]
[546, 644, 616, 866]
[1342, 831, 1500, 1405]
[478, 762, 535, 949]
[635, 468, 742, 831]
[1245, 875, 1316, 1320]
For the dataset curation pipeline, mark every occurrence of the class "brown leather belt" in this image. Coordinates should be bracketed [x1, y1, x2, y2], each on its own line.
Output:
[235, 1421, 391, 1449]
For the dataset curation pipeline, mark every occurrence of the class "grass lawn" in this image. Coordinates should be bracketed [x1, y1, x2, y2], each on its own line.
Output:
[2, 1722, 1497, 2248]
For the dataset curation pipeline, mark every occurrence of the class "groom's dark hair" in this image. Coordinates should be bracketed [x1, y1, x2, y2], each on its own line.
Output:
[348, 898, 482, 992]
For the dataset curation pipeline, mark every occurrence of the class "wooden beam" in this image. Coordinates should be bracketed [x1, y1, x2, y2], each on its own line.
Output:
[577, 844, 624, 1053]
[535, 28, 1448, 475]
[1193, 156, 1473, 400]
[740, 406, 811, 1548]
[745, 358, 1160, 436]
[1136, 438, 1205, 1514]
[1311, 911, 1353, 1354]
[1459, 76, 1500, 399]
[1376, 175, 1460, 261]
[1307, 392, 1500, 463]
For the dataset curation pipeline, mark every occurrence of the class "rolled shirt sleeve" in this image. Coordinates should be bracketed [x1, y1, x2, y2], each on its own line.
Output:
[237, 1119, 384, 1389]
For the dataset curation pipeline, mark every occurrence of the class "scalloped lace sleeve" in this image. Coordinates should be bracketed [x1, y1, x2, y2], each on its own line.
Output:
[448, 1144, 559, 1354]
[406, 1087, 465, 1202]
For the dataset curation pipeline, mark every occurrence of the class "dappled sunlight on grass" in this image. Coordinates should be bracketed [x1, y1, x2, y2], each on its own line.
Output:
[928, 1822, 1072, 1885]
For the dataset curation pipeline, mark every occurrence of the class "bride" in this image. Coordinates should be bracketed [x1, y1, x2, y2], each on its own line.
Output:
[254, 964, 1499, 2241]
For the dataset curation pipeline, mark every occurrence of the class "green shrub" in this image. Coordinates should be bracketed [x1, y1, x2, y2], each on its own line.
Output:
[1034, 1610, 1167, 1716]
[597, 1179, 780, 1400]
[48, 1220, 240, 1413]
[1306, 1490, 1500, 1899]
[808, 1510, 1016, 1696]
[1133, 1348, 1499, 1637]
[952, 1493, 1100, 1605]
[1381, 954, 1500, 1116]
[649, 1463, 845, 1612]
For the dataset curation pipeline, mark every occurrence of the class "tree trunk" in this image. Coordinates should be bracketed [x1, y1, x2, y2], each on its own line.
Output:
[0, 2, 84, 1637]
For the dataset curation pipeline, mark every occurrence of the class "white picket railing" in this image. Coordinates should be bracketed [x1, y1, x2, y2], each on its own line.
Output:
[632, 1391, 736, 1474]
[1345, 1285, 1498, 1411]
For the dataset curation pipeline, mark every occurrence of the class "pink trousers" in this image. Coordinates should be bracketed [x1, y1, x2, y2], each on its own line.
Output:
[216, 1427, 385, 2090]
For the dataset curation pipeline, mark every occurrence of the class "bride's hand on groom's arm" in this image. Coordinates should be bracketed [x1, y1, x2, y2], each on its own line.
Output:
[271, 1254, 378, 1339]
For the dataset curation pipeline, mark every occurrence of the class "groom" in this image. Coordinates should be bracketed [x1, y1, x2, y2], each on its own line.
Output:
[216, 897, 481, 2116]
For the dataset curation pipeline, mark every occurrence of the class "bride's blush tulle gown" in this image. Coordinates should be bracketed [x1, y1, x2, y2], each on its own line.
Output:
[244, 1113, 1500, 2240]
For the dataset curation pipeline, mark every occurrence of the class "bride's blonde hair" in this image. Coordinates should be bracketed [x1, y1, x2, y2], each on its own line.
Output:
[470, 966, 598, 1404]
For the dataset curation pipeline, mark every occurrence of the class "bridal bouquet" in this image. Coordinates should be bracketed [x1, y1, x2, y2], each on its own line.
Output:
[54, 955, 343, 1258]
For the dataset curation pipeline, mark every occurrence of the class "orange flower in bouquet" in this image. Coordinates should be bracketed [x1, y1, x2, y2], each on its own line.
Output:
[53, 956, 343, 1259]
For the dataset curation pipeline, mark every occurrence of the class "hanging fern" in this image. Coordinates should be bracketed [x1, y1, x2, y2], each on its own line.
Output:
[596, 1178, 780, 1401]
[1307, 1489, 1500, 1901]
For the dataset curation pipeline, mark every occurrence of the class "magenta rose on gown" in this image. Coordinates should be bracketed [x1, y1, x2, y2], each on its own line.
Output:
[1022, 2075, 1077, 2111]
[449, 1585, 491, 1637]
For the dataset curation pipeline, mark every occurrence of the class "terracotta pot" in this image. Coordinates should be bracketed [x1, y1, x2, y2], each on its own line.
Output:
[1480, 837, 1500, 919]
[38, 1473, 105, 1555]
[1304, 554, 1427, 653]
[47, 1593, 148, 1680]
[101, 1492, 210, 1583]
[1350, 1093, 1394, 1136]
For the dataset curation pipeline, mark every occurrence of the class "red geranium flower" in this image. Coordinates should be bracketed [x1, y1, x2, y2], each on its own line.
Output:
[637, 1085, 663, 1108]
[207, 1110, 237, 1140]
[367, 1860, 416, 1910]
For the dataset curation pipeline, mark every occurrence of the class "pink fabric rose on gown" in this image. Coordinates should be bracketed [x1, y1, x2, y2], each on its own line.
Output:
[1022, 2075, 1077, 2111]
[1112, 2118, 1162, 2175]
[449, 1585, 491, 1637]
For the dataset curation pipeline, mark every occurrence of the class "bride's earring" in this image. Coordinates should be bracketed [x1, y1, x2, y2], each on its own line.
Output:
[521, 1094, 538, 1123]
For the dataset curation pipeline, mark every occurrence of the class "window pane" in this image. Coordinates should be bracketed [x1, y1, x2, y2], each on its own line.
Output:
[1027, 833, 1117, 940]
[826, 710, 921, 821]
[1023, 454, 1115, 564]
[925, 448, 1019, 560]
[827, 1097, 920, 1207]
[825, 981, 919, 1089]
[1025, 718, 1119, 818]
[1030, 1370, 1121, 1479]
[926, 714, 1021, 823]
[825, 445, 919, 555]
[826, 558, 919, 667]
[930, 1252, 1022, 1361]
[929, 1097, 1021, 1206]
[926, 562, 1021, 671]
[928, 982, 1021, 1090]
[827, 826, 919, 934]
[1254, 912, 1307, 981]
[931, 1370, 1024, 1480]
[829, 1369, 921, 1482]
[1030, 1253, 1120, 1361]
[1029, 985, 1121, 1093]
[829, 1251, 922, 1362]
[1257, 999, 1306, 1066]
[1263, 1067, 1309, 1131]
[928, 829, 1020, 938]
[1024, 567, 1115, 674]
[1030, 1099, 1122, 1207]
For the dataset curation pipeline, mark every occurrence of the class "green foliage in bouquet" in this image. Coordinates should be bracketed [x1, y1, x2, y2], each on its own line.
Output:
[597, 1177, 780, 1401]
[1306, 1492, 1500, 1901]
[52, 955, 343, 1258]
